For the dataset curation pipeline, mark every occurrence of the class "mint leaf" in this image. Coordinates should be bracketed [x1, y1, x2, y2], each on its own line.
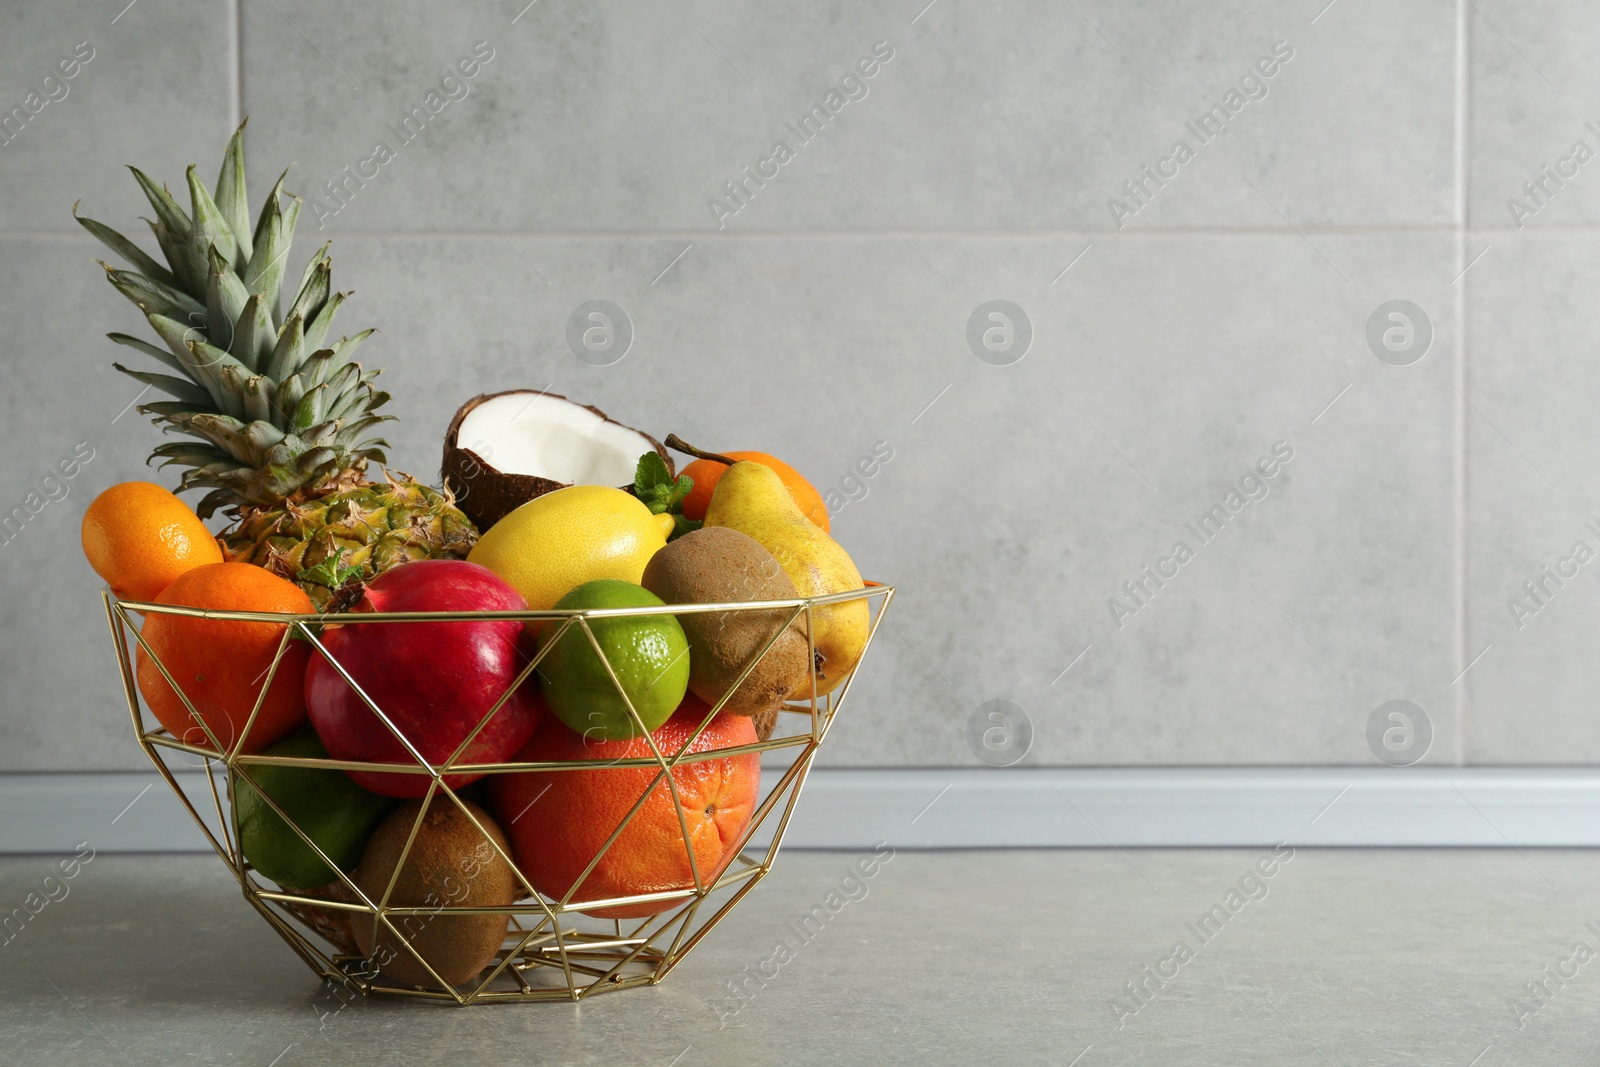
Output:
[634, 451, 696, 514]
[636, 451, 699, 536]
[662, 473, 693, 510]
[634, 451, 672, 501]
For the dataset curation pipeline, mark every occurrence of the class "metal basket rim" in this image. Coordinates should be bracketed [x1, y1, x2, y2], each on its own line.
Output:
[112, 581, 892, 622]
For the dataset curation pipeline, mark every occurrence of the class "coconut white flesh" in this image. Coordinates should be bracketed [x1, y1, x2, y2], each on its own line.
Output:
[456, 392, 655, 485]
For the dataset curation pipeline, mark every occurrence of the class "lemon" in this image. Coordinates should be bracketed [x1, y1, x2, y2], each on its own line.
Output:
[467, 486, 674, 610]
[537, 580, 691, 741]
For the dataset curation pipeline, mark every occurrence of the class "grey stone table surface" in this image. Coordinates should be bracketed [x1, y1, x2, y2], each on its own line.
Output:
[2, 848, 1599, 1066]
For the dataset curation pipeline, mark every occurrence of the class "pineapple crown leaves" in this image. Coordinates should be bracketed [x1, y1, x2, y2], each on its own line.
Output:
[77, 118, 394, 518]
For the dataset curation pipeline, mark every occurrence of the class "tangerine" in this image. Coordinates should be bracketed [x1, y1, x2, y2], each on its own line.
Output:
[679, 452, 829, 531]
[135, 562, 312, 755]
[81, 481, 222, 601]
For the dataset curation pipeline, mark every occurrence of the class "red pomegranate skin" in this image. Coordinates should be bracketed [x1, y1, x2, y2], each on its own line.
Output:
[305, 559, 540, 797]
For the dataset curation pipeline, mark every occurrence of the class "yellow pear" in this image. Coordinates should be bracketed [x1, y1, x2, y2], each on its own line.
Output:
[704, 461, 868, 696]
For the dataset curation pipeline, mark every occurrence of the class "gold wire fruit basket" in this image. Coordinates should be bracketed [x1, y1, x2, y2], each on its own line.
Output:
[102, 582, 893, 1004]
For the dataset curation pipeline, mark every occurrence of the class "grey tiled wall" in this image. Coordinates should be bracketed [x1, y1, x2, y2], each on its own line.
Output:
[0, 0, 1588, 770]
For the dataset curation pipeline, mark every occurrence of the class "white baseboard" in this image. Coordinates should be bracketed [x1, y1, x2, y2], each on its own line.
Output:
[6, 768, 1600, 854]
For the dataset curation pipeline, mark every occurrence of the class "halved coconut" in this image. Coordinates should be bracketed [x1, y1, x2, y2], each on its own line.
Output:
[442, 391, 672, 531]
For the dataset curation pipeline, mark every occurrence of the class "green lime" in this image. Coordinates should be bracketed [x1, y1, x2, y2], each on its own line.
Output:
[538, 579, 691, 741]
[234, 733, 395, 888]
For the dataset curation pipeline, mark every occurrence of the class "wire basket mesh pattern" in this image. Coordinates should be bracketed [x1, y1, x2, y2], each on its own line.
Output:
[103, 582, 893, 1004]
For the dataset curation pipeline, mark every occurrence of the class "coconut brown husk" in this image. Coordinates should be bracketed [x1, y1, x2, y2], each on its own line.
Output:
[441, 390, 672, 531]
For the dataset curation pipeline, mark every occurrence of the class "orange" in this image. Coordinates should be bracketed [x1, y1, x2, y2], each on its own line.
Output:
[679, 452, 829, 531]
[135, 562, 313, 755]
[489, 697, 759, 918]
[82, 481, 222, 602]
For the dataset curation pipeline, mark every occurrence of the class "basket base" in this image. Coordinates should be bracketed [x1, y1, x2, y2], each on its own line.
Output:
[261, 849, 772, 1004]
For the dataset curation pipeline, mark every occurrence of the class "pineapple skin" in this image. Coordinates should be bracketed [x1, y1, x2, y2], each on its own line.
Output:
[223, 481, 477, 611]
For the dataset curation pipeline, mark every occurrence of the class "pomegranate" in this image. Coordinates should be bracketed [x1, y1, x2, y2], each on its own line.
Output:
[305, 559, 540, 797]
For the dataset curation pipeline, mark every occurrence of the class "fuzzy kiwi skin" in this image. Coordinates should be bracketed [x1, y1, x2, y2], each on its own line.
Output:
[351, 798, 518, 988]
[642, 528, 812, 717]
[752, 704, 779, 741]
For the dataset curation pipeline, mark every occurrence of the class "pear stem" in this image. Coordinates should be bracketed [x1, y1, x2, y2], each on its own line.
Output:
[665, 434, 738, 466]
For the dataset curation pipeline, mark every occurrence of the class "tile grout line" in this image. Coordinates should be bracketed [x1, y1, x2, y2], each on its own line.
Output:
[11, 225, 1600, 240]
[230, 0, 243, 129]
[10, 224, 1600, 240]
[1457, 0, 1469, 230]
[0, 226, 1556, 241]
[1455, 0, 1469, 768]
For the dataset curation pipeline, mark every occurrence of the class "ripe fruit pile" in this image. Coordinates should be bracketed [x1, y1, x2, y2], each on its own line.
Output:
[80, 127, 876, 992]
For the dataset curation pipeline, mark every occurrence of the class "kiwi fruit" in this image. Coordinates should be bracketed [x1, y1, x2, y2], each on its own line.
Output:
[642, 527, 811, 717]
[751, 703, 780, 742]
[351, 797, 518, 988]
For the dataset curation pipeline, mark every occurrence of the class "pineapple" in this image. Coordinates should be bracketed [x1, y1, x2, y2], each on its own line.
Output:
[79, 120, 475, 610]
